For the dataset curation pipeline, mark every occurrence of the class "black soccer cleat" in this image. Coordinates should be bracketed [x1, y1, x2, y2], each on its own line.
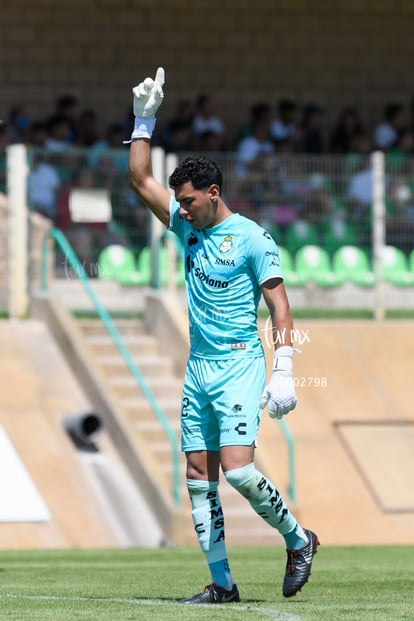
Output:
[282, 528, 320, 598]
[179, 583, 240, 604]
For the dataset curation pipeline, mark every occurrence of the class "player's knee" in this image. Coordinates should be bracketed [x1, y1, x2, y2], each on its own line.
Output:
[186, 478, 219, 496]
[224, 463, 257, 498]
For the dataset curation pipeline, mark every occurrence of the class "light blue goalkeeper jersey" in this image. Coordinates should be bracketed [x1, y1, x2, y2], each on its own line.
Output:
[169, 198, 283, 359]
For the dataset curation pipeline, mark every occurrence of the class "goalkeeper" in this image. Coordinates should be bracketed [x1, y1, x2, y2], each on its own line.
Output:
[127, 68, 319, 603]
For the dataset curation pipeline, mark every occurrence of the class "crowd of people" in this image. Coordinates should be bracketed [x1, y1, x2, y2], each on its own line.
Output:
[1, 92, 414, 265]
[1, 92, 413, 157]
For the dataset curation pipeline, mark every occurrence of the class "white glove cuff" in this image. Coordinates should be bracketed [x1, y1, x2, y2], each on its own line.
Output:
[273, 346, 294, 372]
[125, 117, 156, 143]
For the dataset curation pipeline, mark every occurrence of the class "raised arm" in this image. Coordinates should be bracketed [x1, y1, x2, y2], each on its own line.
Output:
[127, 67, 171, 226]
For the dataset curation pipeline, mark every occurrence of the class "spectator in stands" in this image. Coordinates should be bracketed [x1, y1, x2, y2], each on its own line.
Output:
[373, 103, 406, 151]
[346, 154, 384, 246]
[27, 121, 48, 147]
[27, 153, 61, 220]
[411, 94, 414, 130]
[387, 127, 414, 170]
[0, 123, 10, 147]
[385, 175, 414, 253]
[45, 114, 73, 152]
[343, 129, 373, 175]
[297, 103, 325, 153]
[270, 99, 299, 152]
[348, 157, 373, 207]
[56, 167, 129, 275]
[7, 105, 30, 144]
[300, 173, 333, 226]
[55, 93, 80, 143]
[235, 118, 276, 219]
[88, 123, 129, 178]
[0, 125, 9, 193]
[195, 130, 224, 152]
[235, 102, 271, 145]
[236, 118, 275, 179]
[111, 181, 150, 253]
[349, 129, 372, 155]
[77, 108, 100, 147]
[193, 94, 227, 150]
[329, 107, 364, 154]
[157, 99, 195, 152]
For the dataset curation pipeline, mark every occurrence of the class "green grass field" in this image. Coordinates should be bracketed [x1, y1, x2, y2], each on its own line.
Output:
[0, 545, 413, 621]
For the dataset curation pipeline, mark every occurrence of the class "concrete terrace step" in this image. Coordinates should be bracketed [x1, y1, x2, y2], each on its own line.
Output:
[131, 417, 181, 432]
[83, 333, 159, 356]
[132, 422, 180, 445]
[109, 374, 182, 399]
[121, 396, 181, 418]
[98, 353, 175, 377]
[77, 318, 146, 337]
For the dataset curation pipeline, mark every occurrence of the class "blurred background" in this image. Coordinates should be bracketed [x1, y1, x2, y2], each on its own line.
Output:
[0, 0, 413, 551]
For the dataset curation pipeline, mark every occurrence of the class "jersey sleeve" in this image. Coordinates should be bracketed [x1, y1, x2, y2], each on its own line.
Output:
[169, 197, 186, 242]
[169, 196, 180, 230]
[247, 225, 283, 284]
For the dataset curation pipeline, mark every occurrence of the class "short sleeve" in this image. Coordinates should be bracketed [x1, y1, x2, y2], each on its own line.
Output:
[169, 196, 194, 247]
[247, 225, 283, 284]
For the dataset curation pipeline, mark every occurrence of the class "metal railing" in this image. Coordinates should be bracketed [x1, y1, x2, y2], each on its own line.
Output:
[40, 227, 181, 506]
[277, 418, 296, 504]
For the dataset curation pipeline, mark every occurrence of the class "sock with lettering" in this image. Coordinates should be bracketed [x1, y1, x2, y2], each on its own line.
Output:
[224, 463, 297, 535]
[186, 479, 234, 590]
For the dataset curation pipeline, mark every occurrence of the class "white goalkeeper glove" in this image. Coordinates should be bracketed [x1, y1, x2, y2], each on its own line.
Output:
[128, 67, 165, 141]
[260, 346, 298, 419]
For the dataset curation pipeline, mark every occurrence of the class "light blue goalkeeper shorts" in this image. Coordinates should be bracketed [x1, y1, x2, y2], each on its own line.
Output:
[180, 355, 266, 452]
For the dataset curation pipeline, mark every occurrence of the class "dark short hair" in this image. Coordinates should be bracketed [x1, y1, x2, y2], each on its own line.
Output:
[169, 156, 223, 192]
[384, 103, 404, 121]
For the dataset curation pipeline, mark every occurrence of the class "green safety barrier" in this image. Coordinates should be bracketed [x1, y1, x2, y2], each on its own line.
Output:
[277, 418, 296, 503]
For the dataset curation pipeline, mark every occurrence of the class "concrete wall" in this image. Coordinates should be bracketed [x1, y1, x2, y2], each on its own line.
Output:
[0, 319, 163, 548]
[259, 319, 414, 545]
[1, 0, 413, 137]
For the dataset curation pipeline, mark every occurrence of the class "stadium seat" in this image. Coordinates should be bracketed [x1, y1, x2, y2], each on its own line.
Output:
[285, 220, 319, 255]
[98, 245, 141, 285]
[278, 246, 306, 287]
[332, 245, 375, 287]
[295, 245, 343, 287]
[381, 245, 414, 286]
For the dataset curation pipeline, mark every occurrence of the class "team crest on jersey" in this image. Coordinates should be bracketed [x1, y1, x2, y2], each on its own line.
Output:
[219, 235, 233, 253]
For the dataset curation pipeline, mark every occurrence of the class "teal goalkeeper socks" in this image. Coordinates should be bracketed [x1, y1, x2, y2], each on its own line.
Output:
[209, 559, 234, 590]
[224, 463, 297, 535]
[186, 479, 234, 589]
[283, 524, 309, 550]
